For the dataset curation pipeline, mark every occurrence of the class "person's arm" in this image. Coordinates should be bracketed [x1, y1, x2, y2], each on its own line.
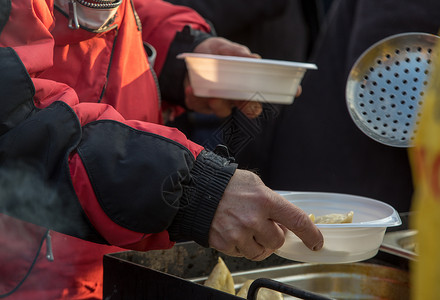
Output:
[0, 42, 238, 250]
[0, 0, 322, 259]
[0, 48, 321, 258]
[0, 0, 236, 251]
[133, 0, 266, 118]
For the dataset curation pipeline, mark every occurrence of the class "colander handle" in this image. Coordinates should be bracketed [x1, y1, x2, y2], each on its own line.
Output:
[247, 278, 335, 300]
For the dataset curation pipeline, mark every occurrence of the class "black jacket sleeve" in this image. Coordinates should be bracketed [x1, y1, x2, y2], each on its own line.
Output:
[78, 120, 237, 246]
[0, 46, 107, 244]
[159, 25, 213, 107]
[0, 46, 237, 248]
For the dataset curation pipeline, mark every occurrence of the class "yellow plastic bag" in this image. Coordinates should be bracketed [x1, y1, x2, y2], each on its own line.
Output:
[409, 38, 440, 299]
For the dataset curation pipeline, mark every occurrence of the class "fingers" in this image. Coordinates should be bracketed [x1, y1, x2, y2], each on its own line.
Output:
[194, 37, 258, 59]
[185, 83, 232, 117]
[185, 89, 263, 119]
[211, 230, 276, 261]
[209, 170, 323, 262]
[184, 85, 213, 114]
[234, 236, 268, 261]
[217, 43, 253, 57]
[239, 239, 274, 261]
[233, 221, 285, 261]
[208, 99, 233, 118]
[296, 85, 302, 97]
[252, 221, 286, 250]
[268, 193, 324, 251]
[233, 101, 262, 119]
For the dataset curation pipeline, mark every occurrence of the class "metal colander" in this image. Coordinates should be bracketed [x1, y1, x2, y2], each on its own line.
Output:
[346, 32, 440, 147]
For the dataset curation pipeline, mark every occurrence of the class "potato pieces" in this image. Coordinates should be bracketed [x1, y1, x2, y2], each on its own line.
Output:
[309, 211, 354, 224]
[236, 280, 283, 300]
[204, 257, 235, 295]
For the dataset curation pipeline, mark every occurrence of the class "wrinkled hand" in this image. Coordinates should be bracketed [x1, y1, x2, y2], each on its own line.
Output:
[185, 37, 263, 119]
[208, 169, 323, 261]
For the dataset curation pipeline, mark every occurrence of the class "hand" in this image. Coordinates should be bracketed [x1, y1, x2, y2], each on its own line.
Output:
[184, 77, 263, 119]
[208, 169, 323, 261]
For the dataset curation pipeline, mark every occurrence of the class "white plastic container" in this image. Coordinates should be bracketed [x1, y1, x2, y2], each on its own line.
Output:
[275, 191, 402, 264]
[177, 53, 317, 105]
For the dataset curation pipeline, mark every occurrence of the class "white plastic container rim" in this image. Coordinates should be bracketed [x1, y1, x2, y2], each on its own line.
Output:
[274, 191, 402, 263]
[177, 53, 318, 70]
[275, 191, 402, 228]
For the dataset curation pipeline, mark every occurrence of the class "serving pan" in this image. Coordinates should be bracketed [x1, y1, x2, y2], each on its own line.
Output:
[103, 242, 409, 299]
[192, 262, 409, 300]
[380, 229, 418, 261]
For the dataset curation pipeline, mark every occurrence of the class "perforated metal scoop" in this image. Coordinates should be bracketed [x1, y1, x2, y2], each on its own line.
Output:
[346, 32, 440, 147]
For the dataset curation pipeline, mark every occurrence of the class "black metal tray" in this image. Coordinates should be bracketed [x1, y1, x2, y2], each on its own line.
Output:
[103, 241, 409, 300]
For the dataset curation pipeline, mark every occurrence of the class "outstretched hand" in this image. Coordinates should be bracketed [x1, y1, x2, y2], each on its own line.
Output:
[208, 169, 323, 261]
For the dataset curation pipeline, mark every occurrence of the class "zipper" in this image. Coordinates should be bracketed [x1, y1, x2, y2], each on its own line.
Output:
[99, 29, 118, 102]
[68, 0, 80, 29]
[150, 67, 162, 108]
[75, 0, 122, 9]
[45, 231, 54, 262]
[129, 0, 142, 31]
[67, 0, 122, 30]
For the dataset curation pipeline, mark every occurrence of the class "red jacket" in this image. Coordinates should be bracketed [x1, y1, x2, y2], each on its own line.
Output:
[0, 0, 237, 298]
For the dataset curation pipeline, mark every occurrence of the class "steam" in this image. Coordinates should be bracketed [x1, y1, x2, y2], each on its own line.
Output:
[0, 161, 60, 229]
[0, 162, 57, 297]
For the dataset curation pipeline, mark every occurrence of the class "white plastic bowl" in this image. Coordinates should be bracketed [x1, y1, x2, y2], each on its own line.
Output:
[275, 191, 402, 264]
[177, 53, 317, 105]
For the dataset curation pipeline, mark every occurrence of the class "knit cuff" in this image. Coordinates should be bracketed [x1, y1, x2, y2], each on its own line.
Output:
[168, 149, 237, 247]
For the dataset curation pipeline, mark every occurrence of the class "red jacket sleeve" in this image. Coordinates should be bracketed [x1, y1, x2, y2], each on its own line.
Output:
[0, 0, 236, 250]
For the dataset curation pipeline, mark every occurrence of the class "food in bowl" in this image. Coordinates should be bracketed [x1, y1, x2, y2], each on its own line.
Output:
[275, 191, 401, 263]
[309, 211, 354, 224]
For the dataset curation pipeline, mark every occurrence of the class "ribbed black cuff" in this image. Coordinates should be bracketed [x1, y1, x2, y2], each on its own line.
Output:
[168, 149, 237, 247]
[158, 25, 213, 107]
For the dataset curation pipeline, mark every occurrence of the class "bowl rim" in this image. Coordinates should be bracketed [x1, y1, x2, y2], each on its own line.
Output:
[276, 191, 402, 228]
[177, 53, 318, 70]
